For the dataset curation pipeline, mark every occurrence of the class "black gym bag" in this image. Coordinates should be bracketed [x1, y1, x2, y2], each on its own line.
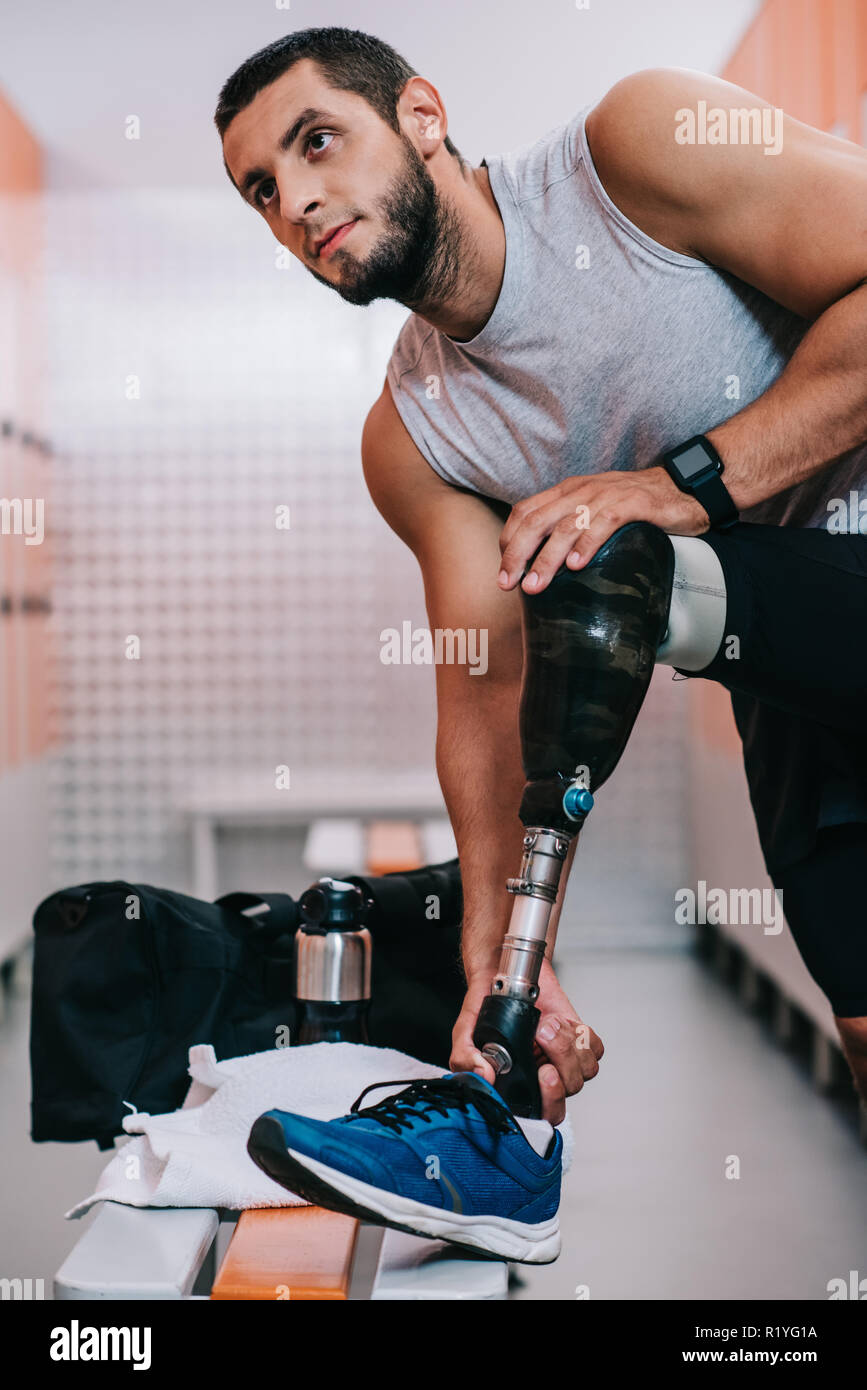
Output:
[29, 859, 464, 1149]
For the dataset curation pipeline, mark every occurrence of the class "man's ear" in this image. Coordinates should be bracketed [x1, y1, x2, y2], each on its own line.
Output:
[398, 75, 449, 153]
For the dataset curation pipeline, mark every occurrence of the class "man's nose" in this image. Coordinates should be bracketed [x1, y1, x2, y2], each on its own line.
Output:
[274, 172, 323, 240]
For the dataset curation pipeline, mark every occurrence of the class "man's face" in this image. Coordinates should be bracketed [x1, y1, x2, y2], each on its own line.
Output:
[222, 59, 443, 307]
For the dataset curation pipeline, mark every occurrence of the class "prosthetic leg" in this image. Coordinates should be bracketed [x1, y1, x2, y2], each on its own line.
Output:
[472, 521, 677, 1117]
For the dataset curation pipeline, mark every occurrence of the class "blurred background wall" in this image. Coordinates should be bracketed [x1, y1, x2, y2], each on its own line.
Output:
[0, 0, 759, 933]
[0, 89, 53, 964]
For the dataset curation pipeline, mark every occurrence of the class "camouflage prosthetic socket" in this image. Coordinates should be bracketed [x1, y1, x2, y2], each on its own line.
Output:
[518, 520, 675, 834]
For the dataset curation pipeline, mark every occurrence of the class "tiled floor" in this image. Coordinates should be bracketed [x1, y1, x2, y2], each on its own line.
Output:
[513, 941, 866, 1300]
[2, 935, 864, 1301]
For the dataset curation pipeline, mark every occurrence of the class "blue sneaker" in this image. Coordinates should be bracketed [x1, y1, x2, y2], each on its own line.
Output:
[247, 1071, 562, 1264]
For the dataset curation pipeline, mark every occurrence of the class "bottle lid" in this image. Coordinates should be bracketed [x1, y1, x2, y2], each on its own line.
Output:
[299, 876, 368, 930]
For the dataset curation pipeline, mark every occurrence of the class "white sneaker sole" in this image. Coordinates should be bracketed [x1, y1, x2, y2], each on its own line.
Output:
[287, 1146, 562, 1265]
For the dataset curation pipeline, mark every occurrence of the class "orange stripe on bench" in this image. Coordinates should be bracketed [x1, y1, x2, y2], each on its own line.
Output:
[210, 1207, 359, 1300]
[365, 820, 423, 875]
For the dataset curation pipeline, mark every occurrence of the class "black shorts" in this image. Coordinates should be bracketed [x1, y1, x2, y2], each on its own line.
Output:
[773, 823, 867, 1018]
[679, 522, 867, 1017]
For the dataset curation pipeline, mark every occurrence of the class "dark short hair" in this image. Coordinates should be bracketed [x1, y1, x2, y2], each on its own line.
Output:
[214, 26, 464, 164]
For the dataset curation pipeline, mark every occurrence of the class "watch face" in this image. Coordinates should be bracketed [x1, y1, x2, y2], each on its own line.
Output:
[675, 441, 718, 483]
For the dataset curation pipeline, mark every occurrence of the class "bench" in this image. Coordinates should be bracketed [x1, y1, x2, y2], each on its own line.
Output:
[302, 816, 456, 876]
[55, 1202, 508, 1301]
[56, 819, 506, 1299]
[179, 768, 449, 899]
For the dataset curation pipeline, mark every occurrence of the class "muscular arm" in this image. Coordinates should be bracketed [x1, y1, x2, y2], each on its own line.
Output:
[499, 67, 867, 592]
[586, 67, 867, 511]
[361, 384, 575, 977]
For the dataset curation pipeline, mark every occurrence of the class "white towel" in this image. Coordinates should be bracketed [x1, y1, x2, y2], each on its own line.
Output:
[68, 1042, 574, 1219]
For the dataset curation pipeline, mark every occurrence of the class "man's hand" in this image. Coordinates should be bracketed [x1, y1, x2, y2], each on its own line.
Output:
[449, 958, 604, 1125]
[497, 466, 708, 595]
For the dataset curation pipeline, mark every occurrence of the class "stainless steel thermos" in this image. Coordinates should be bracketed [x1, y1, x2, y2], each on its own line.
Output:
[294, 876, 372, 1044]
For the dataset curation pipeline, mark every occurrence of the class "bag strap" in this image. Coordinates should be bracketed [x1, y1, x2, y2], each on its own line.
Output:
[214, 890, 299, 936]
[346, 861, 462, 943]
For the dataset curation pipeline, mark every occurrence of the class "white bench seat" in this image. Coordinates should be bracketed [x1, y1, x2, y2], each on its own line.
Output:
[55, 1203, 219, 1300]
[55, 1201, 508, 1300]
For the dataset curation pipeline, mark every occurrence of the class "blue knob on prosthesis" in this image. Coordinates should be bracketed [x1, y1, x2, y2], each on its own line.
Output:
[562, 784, 594, 822]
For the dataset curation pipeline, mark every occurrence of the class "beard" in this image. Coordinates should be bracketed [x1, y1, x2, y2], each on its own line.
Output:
[306, 133, 463, 310]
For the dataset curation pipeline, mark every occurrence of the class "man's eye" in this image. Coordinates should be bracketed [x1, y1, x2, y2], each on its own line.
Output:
[256, 180, 276, 209]
[306, 131, 334, 157]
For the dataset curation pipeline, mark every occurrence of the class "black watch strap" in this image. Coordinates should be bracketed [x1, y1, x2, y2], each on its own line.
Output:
[662, 435, 739, 530]
[694, 468, 738, 528]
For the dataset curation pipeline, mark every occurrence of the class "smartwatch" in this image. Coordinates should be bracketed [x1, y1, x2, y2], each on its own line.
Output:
[661, 435, 739, 529]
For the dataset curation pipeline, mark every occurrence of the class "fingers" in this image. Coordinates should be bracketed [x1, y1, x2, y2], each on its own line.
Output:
[497, 482, 568, 559]
[517, 515, 595, 594]
[538, 1062, 567, 1126]
[498, 496, 577, 592]
[534, 1012, 603, 1123]
[565, 505, 635, 570]
[573, 1019, 605, 1076]
[536, 1013, 590, 1091]
[579, 1021, 605, 1064]
[498, 491, 631, 593]
[449, 993, 497, 1084]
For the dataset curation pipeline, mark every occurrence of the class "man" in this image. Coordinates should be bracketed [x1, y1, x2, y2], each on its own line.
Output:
[217, 28, 867, 1128]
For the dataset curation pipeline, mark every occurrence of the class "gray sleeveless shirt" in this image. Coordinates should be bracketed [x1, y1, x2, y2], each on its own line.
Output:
[386, 105, 865, 530]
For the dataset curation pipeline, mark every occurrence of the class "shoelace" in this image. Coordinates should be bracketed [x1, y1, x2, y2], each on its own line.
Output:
[345, 1076, 518, 1138]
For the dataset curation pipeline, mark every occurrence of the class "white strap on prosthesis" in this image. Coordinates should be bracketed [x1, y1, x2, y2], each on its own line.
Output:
[655, 535, 727, 673]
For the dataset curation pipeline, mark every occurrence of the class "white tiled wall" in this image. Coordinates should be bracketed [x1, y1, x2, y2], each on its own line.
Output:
[38, 190, 689, 929]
